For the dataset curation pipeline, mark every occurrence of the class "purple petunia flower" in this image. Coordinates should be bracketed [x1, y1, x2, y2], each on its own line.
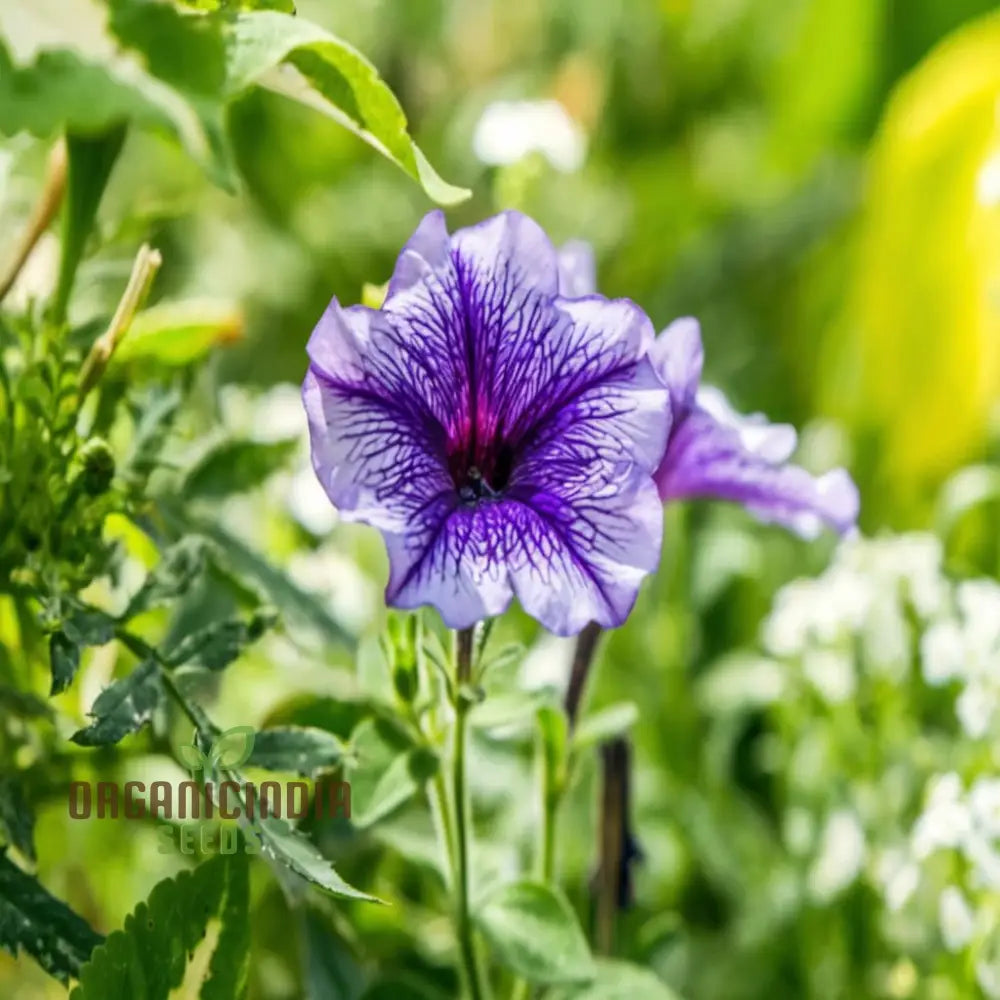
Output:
[303, 211, 670, 635]
[557, 254, 859, 538]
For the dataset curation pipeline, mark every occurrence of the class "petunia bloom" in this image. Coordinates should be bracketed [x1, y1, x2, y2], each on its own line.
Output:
[557, 253, 859, 538]
[303, 211, 670, 635]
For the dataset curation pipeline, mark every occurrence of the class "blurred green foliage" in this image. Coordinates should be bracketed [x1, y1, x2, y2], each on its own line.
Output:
[2, 0, 1000, 998]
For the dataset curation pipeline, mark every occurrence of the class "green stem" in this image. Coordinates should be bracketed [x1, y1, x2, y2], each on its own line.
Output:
[453, 627, 488, 1000]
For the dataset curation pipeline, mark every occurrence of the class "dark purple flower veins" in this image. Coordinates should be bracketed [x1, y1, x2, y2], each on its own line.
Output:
[303, 211, 671, 635]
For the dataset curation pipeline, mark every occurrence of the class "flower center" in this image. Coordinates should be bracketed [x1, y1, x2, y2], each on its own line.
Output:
[448, 439, 515, 504]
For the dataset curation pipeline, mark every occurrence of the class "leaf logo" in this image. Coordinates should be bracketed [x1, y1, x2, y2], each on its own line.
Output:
[178, 726, 256, 777]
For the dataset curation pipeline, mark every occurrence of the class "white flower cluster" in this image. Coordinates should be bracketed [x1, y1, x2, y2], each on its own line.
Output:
[921, 580, 1000, 737]
[902, 772, 1000, 995]
[763, 533, 946, 700]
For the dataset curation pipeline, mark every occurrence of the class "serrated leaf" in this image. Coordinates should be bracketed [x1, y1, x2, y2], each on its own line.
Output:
[125, 535, 210, 618]
[61, 605, 117, 646]
[163, 609, 276, 670]
[0, 779, 35, 862]
[248, 726, 349, 776]
[247, 814, 377, 902]
[474, 880, 594, 986]
[183, 437, 298, 499]
[547, 960, 684, 1000]
[70, 852, 247, 1000]
[572, 703, 639, 752]
[71, 659, 162, 746]
[112, 299, 244, 366]
[224, 11, 469, 205]
[211, 725, 256, 768]
[0, 850, 103, 983]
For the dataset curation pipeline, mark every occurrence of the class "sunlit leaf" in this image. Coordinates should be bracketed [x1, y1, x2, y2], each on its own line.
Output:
[112, 299, 244, 367]
[474, 880, 595, 986]
[547, 960, 683, 1000]
[224, 11, 469, 205]
[572, 703, 639, 752]
[70, 852, 247, 999]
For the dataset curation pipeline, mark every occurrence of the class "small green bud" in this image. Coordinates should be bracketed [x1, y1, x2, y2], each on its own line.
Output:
[80, 438, 115, 496]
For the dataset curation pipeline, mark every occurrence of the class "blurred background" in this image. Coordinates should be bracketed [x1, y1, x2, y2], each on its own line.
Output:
[2, 0, 1000, 997]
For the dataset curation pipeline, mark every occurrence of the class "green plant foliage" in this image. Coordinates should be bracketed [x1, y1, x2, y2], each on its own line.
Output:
[475, 880, 595, 985]
[69, 851, 249, 1000]
[70, 658, 162, 746]
[248, 726, 350, 776]
[0, 850, 103, 983]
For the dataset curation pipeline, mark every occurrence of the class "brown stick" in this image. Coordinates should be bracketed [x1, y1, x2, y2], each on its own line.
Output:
[0, 141, 67, 304]
[564, 620, 602, 729]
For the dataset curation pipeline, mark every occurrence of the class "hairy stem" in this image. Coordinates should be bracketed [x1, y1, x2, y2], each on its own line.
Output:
[453, 626, 488, 1000]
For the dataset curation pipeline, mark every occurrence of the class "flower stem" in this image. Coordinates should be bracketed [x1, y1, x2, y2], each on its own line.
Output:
[453, 627, 488, 1000]
[564, 621, 603, 729]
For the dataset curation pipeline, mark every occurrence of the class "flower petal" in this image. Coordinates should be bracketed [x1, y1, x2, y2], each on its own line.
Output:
[303, 301, 451, 532]
[649, 317, 704, 420]
[655, 408, 859, 537]
[557, 240, 597, 297]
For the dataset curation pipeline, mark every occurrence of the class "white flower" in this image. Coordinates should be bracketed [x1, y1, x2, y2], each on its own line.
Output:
[956, 682, 997, 740]
[876, 848, 920, 912]
[920, 619, 966, 685]
[970, 778, 1000, 837]
[808, 809, 866, 901]
[285, 465, 338, 536]
[938, 886, 975, 951]
[802, 646, 856, 704]
[912, 773, 971, 858]
[472, 99, 586, 172]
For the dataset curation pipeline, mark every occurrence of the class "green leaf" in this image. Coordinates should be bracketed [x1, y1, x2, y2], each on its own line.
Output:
[70, 852, 248, 1000]
[572, 703, 639, 752]
[71, 659, 162, 746]
[210, 725, 257, 768]
[183, 437, 298, 499]
[112, 299, 244, 367]
[175, 515, 353, 648]
[125, 385, 183, 484]
[470, 691, 551, 731]
[163, 608, 277, 670]
[248, 726, 349, 776]
[224, 11, 469, 205]
[347, 718, 427, 828]
[178, 741, 210, 772]
[301, 908, 365, 1000]
[0, 43, 221, 181]
[474, 880, 595, 986]
[537, 705, 569, 797]
[125, 536, 210, 618]
[547, 960, 684, 1000]
[0, 849, 103, 983]
[200, 849, 251, 1000]
[49, 631, 81, 696]
[247, 814, 377, 903]
[0, 779, 35, 862]
[53, 126, 127, 322]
